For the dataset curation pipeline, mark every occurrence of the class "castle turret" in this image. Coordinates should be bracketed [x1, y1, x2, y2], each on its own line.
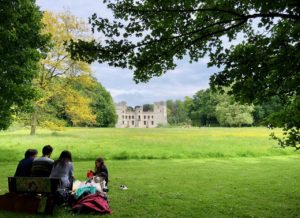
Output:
[115, 101, 127, 127]
[153, 101, 168, 125]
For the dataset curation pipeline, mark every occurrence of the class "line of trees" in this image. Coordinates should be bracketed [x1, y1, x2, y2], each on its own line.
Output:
[167, 88, 283, 127]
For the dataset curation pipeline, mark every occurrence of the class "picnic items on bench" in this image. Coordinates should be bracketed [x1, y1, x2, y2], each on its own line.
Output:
[0, 177, 60, 214]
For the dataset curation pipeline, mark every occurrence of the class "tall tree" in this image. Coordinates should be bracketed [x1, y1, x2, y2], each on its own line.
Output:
[216, 95, 254, 127]
[188, 89, 219, 127]
[167, 99, 190, 125]
[69, 1, 300, 148]
[70, 75, 117, 127]
[0, 0, 47, 130]
[252, 97, 284, 125]
[187, 88, 254, 127]
[30, 11, 95, 134]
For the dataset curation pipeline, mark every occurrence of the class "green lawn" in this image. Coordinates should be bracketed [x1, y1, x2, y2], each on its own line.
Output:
[0, 127, 294, 162]
[0, 127, 299, 217]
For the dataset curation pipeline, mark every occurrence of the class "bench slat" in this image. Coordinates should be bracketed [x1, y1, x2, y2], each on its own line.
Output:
[8, 177, 60, 194]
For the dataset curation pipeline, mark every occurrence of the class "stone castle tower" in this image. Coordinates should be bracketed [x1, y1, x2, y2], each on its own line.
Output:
[115, 101, 168, 128]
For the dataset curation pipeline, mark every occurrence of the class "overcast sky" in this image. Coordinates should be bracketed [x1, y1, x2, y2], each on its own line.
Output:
[36, 0, 217, 106]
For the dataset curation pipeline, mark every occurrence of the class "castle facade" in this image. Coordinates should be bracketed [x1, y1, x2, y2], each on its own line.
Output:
[115, 101, 168, 128]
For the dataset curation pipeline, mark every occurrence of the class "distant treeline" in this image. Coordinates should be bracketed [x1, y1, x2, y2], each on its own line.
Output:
[167, 88, 283, 127]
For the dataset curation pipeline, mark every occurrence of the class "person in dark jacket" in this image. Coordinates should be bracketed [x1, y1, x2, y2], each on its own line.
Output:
[31, 145, 54, 177]
[15, 149, 38, 177]
[94, 157, 109, 185]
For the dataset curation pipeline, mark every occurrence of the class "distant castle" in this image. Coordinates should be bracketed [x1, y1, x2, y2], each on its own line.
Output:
[115, 101, 168, 128]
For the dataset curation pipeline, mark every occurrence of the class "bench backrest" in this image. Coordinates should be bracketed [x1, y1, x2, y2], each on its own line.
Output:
[8, 177, 60, 194]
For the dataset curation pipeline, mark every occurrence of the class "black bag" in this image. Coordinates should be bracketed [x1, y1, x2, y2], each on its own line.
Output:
[55, 188, 70, 205]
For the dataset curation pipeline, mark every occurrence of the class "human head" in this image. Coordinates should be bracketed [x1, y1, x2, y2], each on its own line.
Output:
[95, 157, 104, 168]
[24, 149, 31, 158]
[25, 149, 38, 159]
[42, 145, 53, 157]
[58, 150, 72, 162]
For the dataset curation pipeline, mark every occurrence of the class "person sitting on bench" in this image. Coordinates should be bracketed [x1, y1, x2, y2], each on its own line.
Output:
[31, 145, 54, 177]
[15, 149, 38, 177]
[50, 150, 74, 189]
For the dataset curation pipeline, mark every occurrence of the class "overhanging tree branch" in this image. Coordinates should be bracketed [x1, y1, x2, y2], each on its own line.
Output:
[123, 8, 300, 20]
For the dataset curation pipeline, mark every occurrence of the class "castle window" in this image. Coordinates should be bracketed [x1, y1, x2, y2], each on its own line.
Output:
[152, 121, 154, 125]
[132, 116, 135, 119]
[144, 115, 146, 119]
[132, 121, 134, 125]
[125, 116, 127, 119]
[122, 115, 124, 119]
[138, 115, 141, 120]
[148, 115, 150, 119]
[144, 121, 146, 125]
[151, 115, 154, 119]
[122, 121, 124, 124]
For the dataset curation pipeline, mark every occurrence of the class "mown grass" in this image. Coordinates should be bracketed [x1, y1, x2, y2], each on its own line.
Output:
[0, 157, 300, 217]
[0, 127, 294, 162]
[0, 127, 299, 217]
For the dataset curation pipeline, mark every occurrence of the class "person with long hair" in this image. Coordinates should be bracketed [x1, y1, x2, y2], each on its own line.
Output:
[50, 150, 74, 189]
[94, 157, 109, 185]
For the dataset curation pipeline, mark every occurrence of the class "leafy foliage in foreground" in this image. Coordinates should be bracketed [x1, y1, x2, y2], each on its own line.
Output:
[0, 0, 47, 130]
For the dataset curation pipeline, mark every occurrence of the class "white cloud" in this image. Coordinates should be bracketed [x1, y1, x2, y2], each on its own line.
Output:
[109, 88, 151, 97]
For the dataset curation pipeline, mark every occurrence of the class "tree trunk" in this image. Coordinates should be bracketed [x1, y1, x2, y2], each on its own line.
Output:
[30, 109, 37, 135]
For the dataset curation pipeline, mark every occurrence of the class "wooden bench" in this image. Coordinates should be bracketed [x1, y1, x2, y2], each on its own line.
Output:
[0, 177, 60, 214]
[8, 176, 60, 194]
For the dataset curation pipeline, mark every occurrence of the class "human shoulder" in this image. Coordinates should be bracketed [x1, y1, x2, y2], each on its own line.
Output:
[33, 156, 54, 164]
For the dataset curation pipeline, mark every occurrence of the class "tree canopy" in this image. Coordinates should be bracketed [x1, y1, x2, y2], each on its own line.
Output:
[167, 99, 190, 125]
[215, 94, 254, 127]
[185, 88, 254, 127]
[70, 0, 300, 148]
[188, 89, 219, 126]
[17, 11, 117, 134]
[28, 11, 96, 134]
[0, 0, 47, 130]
